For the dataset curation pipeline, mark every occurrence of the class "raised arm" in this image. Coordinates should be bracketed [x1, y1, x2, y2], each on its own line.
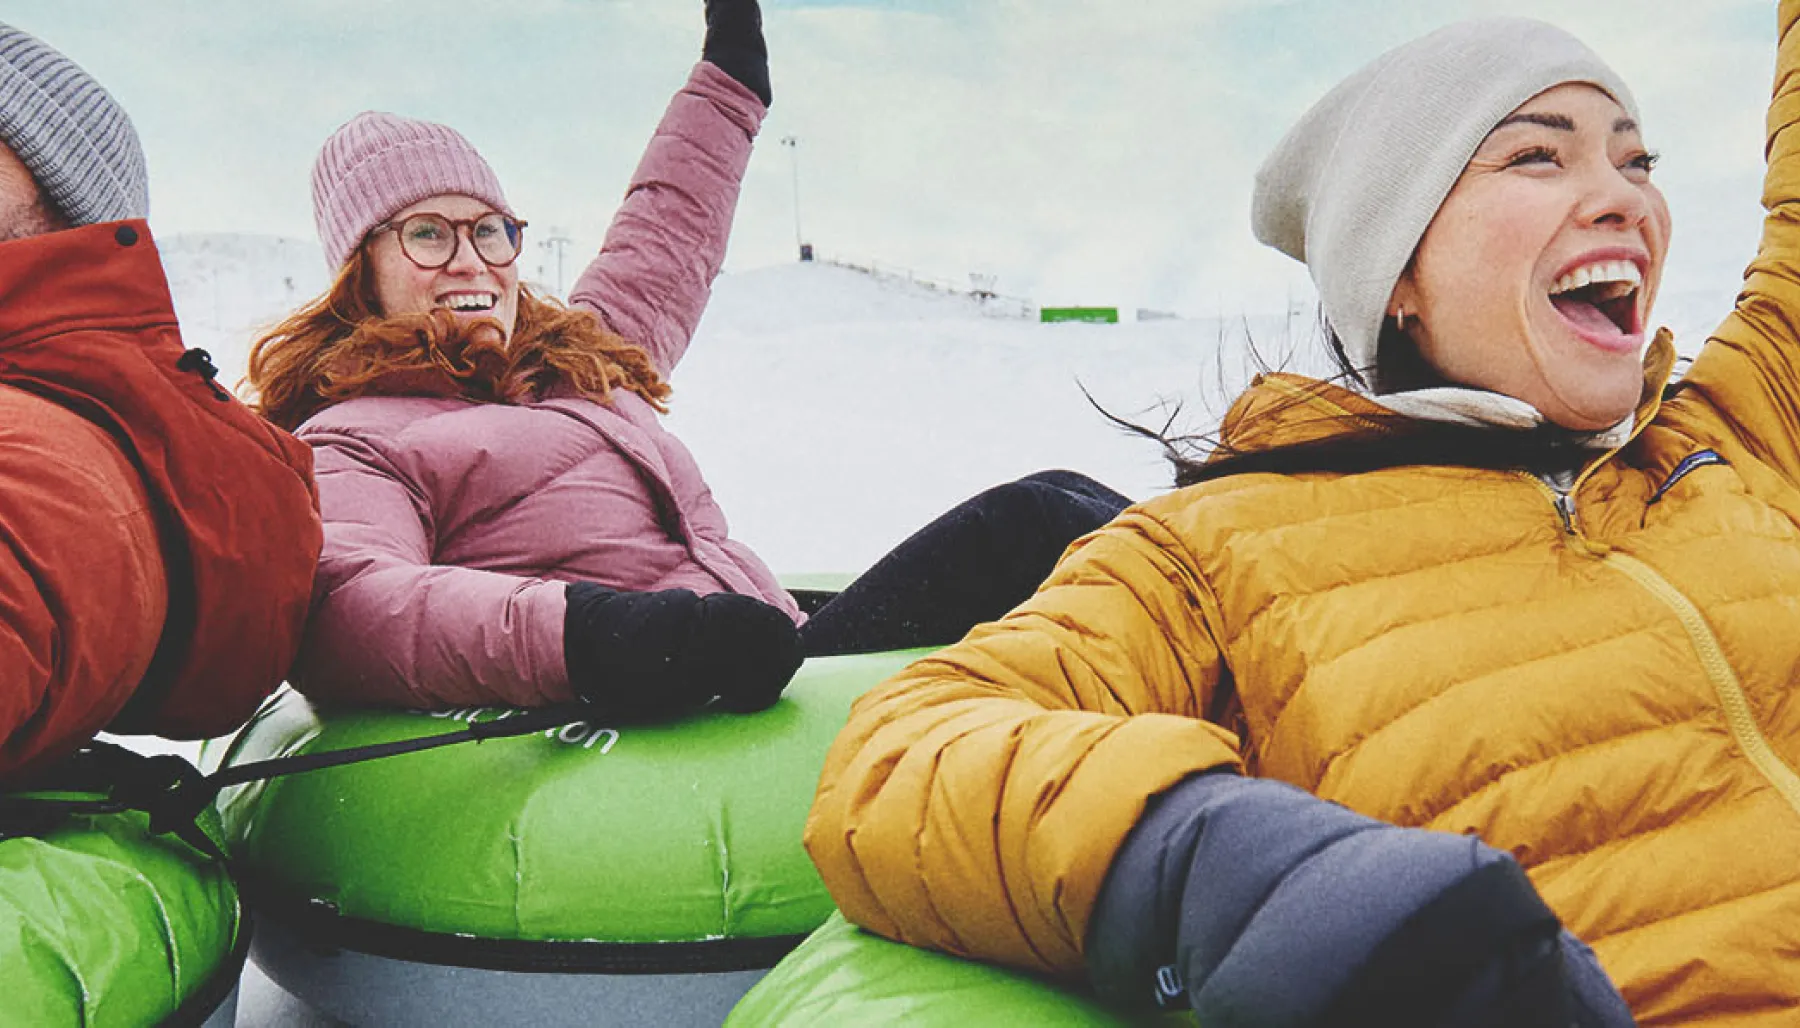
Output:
[292, 425, 571, 709]
[1669, 1, 1800, 473]
[802, 506, 1245, 977]
[568, 1, 770, 377]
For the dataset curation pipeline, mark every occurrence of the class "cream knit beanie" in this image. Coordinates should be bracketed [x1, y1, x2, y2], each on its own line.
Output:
[1252, 17, 1637, 375]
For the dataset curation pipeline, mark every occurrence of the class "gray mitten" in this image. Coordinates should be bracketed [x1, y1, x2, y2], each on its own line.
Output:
[1084, 773, 1635, 1027]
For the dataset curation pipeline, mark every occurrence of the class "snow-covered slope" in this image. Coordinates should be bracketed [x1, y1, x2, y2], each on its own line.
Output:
[157, 232, 1745, 576]
[159, 236, 1314, 571]
[680, 261, 1306, 571]
[158, 233, 329, 382]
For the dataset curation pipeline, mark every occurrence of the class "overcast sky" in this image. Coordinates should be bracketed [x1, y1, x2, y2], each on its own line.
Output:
[5, 1, 1778, 319]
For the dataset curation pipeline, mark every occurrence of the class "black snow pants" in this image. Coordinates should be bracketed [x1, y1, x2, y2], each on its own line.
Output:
[797, 469, 1131, 656]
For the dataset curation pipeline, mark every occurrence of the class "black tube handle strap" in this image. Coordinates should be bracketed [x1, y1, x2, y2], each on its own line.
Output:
[0, 704, 593, 851]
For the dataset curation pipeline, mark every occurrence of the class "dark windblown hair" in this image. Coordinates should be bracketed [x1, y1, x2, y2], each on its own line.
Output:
[1099, 309, 1617, 488]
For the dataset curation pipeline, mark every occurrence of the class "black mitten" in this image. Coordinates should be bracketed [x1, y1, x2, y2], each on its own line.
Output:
[689, 592, 804, 713]
[564, 583, 715, 721]
[563, 583, 802, 722]
[703, 0, 771, 107]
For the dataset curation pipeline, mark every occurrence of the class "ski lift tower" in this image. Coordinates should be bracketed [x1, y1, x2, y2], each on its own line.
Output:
[539, 228, 572, 297]
[780, 135, 812, 261]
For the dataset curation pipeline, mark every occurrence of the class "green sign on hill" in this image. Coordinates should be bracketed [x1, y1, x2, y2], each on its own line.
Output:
[1040, 306, 1119, 324]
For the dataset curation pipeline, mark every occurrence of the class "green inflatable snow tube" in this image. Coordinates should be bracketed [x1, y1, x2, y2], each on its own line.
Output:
[728, 913, 1196, 1026]
[208, 648, 929, 1025]
[0, 806, 244, 1027]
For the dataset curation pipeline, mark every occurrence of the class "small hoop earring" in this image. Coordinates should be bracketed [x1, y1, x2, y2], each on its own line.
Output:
[1394, 306, 1407, 331]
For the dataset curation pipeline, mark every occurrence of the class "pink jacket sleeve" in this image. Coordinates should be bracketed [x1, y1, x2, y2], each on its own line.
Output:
[291, 426, 572, 709]
[567, 62, 767, 376]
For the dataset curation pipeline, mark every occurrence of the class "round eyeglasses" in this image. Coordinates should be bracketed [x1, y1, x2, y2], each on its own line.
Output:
[372, 211, 529, 270]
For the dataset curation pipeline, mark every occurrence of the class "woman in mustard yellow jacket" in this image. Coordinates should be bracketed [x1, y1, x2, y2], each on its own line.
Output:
[806, 9, 1800, 1027]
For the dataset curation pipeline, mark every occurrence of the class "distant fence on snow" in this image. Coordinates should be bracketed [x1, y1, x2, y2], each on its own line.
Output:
[818, 254, 1036, 320]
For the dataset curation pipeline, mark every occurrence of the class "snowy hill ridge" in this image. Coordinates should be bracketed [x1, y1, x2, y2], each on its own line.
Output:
[158, 233, 329, 367]
[157, 232, 1300, 570]
[158, 233, 1060, 382]
[156, 231, 1744, 575]
[699, 259, 1035, 334]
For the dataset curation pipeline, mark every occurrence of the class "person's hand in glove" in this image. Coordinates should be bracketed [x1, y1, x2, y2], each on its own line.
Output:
[702, 0, 771, 107]
[563, 583, 802, 722]
[1084, 773, 1636, 1028]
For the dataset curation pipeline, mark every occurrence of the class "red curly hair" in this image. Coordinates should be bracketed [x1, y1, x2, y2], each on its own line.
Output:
[245, 248, 671, 431]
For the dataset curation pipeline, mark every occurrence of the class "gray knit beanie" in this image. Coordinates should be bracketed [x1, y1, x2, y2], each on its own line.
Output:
[1252, 17, 1636, 375]
[0, 23, 148, 225]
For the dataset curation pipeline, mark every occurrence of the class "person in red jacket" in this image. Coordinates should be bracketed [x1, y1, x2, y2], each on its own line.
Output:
[0, 22, 322, 783]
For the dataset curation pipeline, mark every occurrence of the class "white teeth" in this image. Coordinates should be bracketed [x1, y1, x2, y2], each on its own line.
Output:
[438, 292, 497, 312]
[1550, 260, 1642, 297]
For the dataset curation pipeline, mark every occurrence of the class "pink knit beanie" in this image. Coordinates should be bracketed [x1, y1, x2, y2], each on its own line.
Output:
[311, 110, 513, 269]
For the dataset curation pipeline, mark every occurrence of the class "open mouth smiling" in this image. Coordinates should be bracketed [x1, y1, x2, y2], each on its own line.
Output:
[1548, 257, 1643, 349]
[437, 291, 498, 313]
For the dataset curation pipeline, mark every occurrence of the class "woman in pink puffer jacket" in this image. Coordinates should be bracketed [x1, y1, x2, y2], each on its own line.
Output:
[247, 0, 1128, 721]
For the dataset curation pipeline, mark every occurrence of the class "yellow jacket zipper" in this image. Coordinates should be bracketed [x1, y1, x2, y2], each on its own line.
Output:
[1517, 469, 1800, 817]
[1604, 553, 1800, 815]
